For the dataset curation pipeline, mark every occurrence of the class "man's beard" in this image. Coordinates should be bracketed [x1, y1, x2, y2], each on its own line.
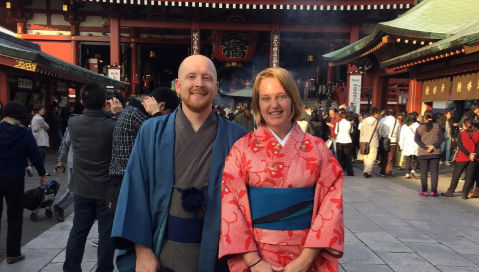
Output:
[182, 94, 213, 113]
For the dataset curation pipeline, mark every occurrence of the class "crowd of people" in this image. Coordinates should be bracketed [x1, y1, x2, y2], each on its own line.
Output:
[0, 53, 478, 272]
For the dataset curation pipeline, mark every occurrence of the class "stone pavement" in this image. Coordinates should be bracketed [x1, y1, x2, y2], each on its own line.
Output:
[3, 167, 479, 271]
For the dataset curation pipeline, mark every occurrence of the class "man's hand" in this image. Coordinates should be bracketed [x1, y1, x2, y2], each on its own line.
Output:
[470, 153, 476, 162]
[110, 98, 123, 114]
[40, 175, 47, 186]
[135, 244, 160, 272]
[57, 161, 64, 169]
[142, 97, 160, 116]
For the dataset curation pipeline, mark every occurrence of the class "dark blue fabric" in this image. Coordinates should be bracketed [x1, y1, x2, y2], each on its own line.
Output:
[111, 109, 248, 272]
[249, 185, 315, 230]
[0, 122, 46, 180]
[165, 215, 204, 243]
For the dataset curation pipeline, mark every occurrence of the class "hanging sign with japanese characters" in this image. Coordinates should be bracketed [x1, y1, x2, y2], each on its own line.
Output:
[213, 30, 256, 62]
[18, 78, 33, 89]
[348, 74, 362, 114]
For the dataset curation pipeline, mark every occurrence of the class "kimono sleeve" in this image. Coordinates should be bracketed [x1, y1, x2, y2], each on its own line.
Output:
[219, 138, 258, 259]
[305, 139, 344, 258]
[111, 124, 155, 250]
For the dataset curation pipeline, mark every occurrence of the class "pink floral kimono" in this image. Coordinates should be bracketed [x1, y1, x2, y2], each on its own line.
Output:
[219, 124, 344, 272]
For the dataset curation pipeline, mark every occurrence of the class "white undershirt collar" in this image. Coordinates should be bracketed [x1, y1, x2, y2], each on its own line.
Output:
[266, 123, 296, 147]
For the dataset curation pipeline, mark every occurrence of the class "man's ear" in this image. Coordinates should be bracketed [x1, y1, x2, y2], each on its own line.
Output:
[158, 101, 166, 111]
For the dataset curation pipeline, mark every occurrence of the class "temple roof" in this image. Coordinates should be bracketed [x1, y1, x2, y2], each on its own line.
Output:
[323, 0, 479, 63]
[381, 18, 479, 68]
[0, 32, 128, 88]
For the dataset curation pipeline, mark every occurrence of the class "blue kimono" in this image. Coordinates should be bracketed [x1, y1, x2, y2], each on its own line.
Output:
[111, 109, 248, 272]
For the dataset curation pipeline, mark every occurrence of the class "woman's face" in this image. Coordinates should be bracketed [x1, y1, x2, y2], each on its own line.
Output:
[258, 77, 292, 131]
[38, 108, 45, 116]
[446, 112, 452, 119]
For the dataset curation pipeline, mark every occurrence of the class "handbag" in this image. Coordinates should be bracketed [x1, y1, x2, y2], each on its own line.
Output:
[360, 120, 379, 155]
[326, 138, 333, 148]
[381, 119, 397, 152]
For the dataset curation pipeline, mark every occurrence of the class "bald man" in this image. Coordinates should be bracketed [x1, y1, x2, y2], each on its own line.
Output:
[111, 55, 248, 272]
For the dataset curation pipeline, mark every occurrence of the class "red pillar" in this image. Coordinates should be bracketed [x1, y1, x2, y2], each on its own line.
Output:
[110, 17, 121, 66]
[16, 19, 26, 34]
[130, 42, 138, 96]
[372, 76, 384, 109]
[345, 22, 361, 105]
[72, 40, 79, 66]
[408, 79, 423, 114]
[0, 71, 9, 105]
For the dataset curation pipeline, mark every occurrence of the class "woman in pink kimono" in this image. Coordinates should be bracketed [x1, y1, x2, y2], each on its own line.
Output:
[219, 68, 344, 272]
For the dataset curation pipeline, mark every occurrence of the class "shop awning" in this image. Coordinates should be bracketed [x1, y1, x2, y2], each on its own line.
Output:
[323, 0, 479, 64]
[0, 32, 129, 88]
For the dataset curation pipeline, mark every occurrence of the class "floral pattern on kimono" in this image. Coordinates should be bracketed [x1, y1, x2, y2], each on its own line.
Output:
[219, 124, 344, 272]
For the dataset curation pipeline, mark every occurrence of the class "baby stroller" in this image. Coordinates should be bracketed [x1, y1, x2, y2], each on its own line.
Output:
[23, 180, 60, 222]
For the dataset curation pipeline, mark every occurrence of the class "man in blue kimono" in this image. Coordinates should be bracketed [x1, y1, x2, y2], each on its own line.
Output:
[111, 55, 248, 272]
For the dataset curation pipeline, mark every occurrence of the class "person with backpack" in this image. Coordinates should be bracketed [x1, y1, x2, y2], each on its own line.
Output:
[441, 118, 479, 199]
[415, 110, 445, 197]
[399, 114, 420, 179]
[0, 102, 47, 264]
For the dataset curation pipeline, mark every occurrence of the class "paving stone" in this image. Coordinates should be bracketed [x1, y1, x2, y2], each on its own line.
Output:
[349, 202, 389, 214]
[339, 264, 346, 272]
[393, 210, 430, 220]
[464, 254, 479, 266]
[406, 220, 458, 235]
[342, 264, 393, 272]
[344, 218, 386, 233]
[436, 267, 479, 272]
[380, 225, 429, 239]
[40, 262, 96, 272]
[452, 213, 479, 224]
[453, 229, 479, 244]
[398, 237, 439, 244]
[51, 241, 98, 263]
[431, 234, 479, 255]
[339, 238, 384, 264]
[23, 230, 71, 249]
[376, 252, 439, 272]
[431, 202, 467, 213]
[344, 207, 368, 219]
[343, 192, 371, 203]
[356, 233, 412, 252]
[426, 214, 479, 231]
[366, 213, 411, 227]
[0, 248, 62, 272]
[406, 243, 476, 267]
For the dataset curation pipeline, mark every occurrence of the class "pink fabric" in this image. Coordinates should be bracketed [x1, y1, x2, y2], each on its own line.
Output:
[219, 124, 344, 272]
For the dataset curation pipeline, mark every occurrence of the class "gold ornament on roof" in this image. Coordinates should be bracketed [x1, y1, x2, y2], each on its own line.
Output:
[14, 60, 37, 72]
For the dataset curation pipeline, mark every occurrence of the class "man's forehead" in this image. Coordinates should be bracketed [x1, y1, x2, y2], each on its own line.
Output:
[178, 56, 216, 77]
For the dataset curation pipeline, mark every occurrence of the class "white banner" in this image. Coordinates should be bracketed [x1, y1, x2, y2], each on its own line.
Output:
[348, 75, 362, 114]
[108, 68, 121, 81]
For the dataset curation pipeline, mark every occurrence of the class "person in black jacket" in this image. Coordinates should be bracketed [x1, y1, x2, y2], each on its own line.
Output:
[49, 104, 63, 151]
[0, 101, 47, 264]
[64, 82, 123, 272]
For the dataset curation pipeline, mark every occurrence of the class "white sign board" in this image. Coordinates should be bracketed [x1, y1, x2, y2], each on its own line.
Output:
[348, 75, 362, 114]
[108, 68, 121, 81]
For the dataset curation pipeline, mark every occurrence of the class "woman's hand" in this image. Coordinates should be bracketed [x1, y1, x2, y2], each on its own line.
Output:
[250, 260, 283, 272]
[40, 175, 47, 186]
[470, 153, 476, 161]
[283, 257, 310, 272]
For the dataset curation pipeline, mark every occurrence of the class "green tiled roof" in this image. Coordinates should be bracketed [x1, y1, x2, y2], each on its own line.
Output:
[381, 18, 479, 68]
[323, 0, 479, 62]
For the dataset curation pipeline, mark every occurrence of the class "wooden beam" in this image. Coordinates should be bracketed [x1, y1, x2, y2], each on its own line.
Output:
[120, 19, 350, 33]
[112, 0, 415, 5]
[0, 70, 9, 105]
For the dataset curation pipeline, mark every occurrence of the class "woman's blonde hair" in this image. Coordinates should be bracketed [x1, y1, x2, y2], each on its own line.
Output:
[252, 68, 303, 124]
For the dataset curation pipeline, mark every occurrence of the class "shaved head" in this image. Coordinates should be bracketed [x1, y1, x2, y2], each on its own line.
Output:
[178, 55, 217, 82]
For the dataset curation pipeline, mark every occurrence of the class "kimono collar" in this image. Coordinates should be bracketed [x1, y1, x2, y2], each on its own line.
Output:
[266, 123, 296, 147]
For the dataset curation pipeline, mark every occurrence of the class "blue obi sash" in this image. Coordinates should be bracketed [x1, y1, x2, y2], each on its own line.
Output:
[248, 185, 315, 231]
